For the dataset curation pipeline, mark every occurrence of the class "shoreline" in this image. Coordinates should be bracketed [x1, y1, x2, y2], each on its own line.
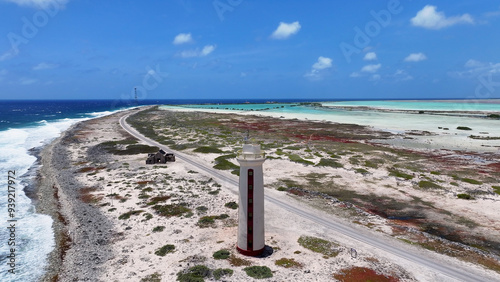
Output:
[37, 118, 116, 281]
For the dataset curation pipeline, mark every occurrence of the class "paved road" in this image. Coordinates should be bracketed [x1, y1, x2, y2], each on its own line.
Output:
[119, 111, 495, 282]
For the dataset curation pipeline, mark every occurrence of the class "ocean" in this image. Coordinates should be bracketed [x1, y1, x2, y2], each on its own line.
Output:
[1, 98, 499, 281]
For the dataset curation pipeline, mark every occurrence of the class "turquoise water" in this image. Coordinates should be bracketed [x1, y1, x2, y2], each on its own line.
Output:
[322, 100, 500, 112]
[164, 100, 500, 152]
[172, 100, 500, 113]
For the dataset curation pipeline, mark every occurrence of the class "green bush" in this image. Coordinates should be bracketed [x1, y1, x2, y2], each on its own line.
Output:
[229, 254, 252, 266]
[213, 157, 239, 171]
[152, 204, 191, 217]
[418, 180, 442, 189]
[194, 146, 223, 154]
[146, 195, 171, 206]
[196, 206, 208, 214]
[120, 144, 158, 155]
[142, 213, 153, 221]
[461, 178, 482, 185]
[118, 210, 144, 220]
[388, 169, 414, 180]
[213, 249, 230, 260]
[275, 258, 303, 268]
[140, 272, 162, 282]
[155, 244, 175, 256]
[197, 216, 215, 228]
[493, 186, 500, 195]
[297, 235, 340, 258]
[243, 266, 273, 279]
[152, 226, 165, 232]
[365, 158, 384, 168]
[197, 214, 229, 228]
[288, 154, 314, 166]
[355, 168, 369, 174]
[224, 201, 238, 209]
[316, 158, 343, 168]
[457, 193, 473, 200]
[212, 268, 233, 280]
[177, 265, 211, 282]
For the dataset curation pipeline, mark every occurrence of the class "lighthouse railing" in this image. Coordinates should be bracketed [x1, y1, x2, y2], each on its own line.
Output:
[236, 150, 266, 160]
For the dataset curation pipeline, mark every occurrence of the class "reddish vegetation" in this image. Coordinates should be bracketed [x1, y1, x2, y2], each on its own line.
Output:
[77, 166, 106, 173]
[487, 163, 500, 172]
[287, 188, 307, 197]
[79, 187, 101, 204]
[223, 116, 391, 144]
[136, 180, 155, 185]
[291, 134, 354, 143]
[333, 267, 399, 282]
[230, 120, 273, 132]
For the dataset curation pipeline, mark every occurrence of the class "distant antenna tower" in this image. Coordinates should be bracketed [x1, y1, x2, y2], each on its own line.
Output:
[134, 87, 138, 104]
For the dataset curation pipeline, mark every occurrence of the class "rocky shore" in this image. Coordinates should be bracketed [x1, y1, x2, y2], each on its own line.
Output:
[37, 119, 116, 281]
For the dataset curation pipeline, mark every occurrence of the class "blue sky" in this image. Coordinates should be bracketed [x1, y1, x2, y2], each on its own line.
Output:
[0, 0, 499, 100]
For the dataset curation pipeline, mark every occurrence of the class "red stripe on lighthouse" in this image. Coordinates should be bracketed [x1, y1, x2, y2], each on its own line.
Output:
[247, 169, 254, 251]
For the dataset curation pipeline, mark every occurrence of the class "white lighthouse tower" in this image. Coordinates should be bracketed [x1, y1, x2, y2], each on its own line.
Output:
[236, 143, 266, 256]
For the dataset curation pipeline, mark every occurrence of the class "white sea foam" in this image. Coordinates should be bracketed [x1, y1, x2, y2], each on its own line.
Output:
[0, 108, 126, 281]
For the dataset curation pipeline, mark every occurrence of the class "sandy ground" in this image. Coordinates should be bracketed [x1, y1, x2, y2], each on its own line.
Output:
[37, 108, 500, 281]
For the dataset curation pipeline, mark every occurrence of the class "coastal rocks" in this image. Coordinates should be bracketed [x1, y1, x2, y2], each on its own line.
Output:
[38, 122, 115, 282]
[406, 130, 435, 136]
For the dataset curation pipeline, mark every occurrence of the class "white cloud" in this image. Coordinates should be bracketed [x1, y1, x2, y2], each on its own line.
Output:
[270, 21, 301, 40]
[484, 8, 500, 18]
[0, 51, 15, 61]
[393, 69, 413, 81]
[455, 60, 500, 77]
[201, 45, 215, 56]
[464, 59, 485, 68]
[364, 52, 377, 61]
[180, 45, 216, 58]
[411, 5, 474, 30]
[305, 56, 333, 79]
[312, 56, 332, 70]
[361, 64, 381, 73]
[350, 72, 360, 78]
[449, 59, 500, 80]
[33, 62, 58, 70]
[19, 78, 38, 85]
[370, 74, 381, 81]
[404, 53, 427, 62]
[173, 33, 193, 45]
[2, 0, 68, 8]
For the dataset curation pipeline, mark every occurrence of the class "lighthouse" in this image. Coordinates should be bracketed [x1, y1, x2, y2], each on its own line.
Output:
[236, 143, 266, 256]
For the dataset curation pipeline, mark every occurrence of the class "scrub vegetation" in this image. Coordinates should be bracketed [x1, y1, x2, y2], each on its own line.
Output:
[125, 107, 500, 274]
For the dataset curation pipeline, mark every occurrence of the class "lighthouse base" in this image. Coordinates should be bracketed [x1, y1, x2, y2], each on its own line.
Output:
[236, 246, 264, 257]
